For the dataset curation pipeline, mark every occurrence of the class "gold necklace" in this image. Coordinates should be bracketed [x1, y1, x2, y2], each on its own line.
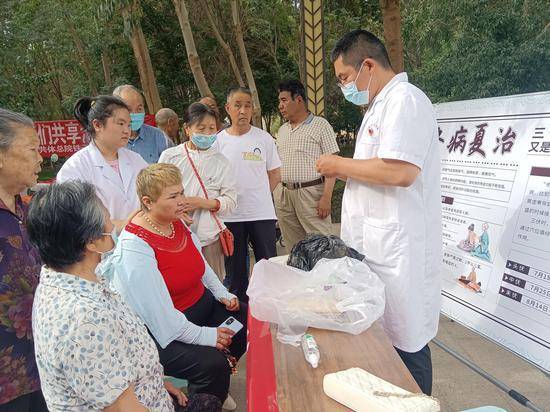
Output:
[143, 213, 175, 239]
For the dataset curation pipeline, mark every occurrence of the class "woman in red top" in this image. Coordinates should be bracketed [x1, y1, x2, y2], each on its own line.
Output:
[107, 163, 247, 409]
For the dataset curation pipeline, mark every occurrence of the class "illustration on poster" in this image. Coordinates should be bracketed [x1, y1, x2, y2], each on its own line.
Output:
[457, 223, 477, 252]
[456, 222, 492, 262]
[471, 223, 491, 262]
[457, 266, 483, 293]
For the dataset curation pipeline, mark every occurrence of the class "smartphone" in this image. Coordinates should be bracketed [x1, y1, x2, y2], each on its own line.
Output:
[219, 316, 244, 334]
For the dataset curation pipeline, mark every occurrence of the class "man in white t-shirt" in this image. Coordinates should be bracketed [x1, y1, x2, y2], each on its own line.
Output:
[214, 87, 282, 302]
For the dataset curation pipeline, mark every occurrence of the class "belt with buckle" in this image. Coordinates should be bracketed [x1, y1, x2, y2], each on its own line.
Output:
[282, 176, 325, 190]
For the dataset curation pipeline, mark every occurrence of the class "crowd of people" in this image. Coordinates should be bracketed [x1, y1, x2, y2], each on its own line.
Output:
[0, 29, 441, 411]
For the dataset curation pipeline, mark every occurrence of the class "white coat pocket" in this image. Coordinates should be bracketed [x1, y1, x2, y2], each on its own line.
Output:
[361, 218, 405, 282]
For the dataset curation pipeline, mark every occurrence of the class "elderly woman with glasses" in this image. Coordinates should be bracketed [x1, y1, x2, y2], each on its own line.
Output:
[28, 181, 220, 412]
[103, 163, 247, 410]
[0, 108, 47, 412]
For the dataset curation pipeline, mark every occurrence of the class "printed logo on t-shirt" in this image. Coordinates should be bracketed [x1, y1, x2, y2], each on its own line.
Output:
[242, 147, 263, 161]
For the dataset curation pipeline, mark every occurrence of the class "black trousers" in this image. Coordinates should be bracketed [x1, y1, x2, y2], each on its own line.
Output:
[395, 344, 433, 395]
[155, 289, 247, 402]
[0, 391, 48, 412]
[225, 220, 277, 302]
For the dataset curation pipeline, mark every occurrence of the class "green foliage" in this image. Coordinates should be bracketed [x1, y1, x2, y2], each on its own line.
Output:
[0, 0, 133, 118]
[1, 0, 548, 125]
[402, 0, 550, 102]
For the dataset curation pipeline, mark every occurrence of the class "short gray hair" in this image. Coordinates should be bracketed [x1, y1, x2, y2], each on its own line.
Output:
[155, 108, 178, 127]
[226, 87, 252, 103]
[0, 108, 34, 152]
[27, 181, 106, 271]
[113, 84, 143, 98]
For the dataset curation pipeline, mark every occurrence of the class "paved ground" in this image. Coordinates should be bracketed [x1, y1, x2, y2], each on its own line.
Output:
[433, 316, 549, 411]
[226, 224, 550, 411]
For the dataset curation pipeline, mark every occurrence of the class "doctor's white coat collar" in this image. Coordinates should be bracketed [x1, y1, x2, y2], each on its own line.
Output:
[87, 142, 135, 194]
[369, 72, 409, 109]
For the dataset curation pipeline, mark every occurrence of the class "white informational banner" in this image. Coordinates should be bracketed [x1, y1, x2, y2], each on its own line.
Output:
[436, 92, 550, 373]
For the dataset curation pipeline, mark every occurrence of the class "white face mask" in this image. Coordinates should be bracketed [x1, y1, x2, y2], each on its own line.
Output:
[99, 226, 118, 256]
[94, 227, 118, 282]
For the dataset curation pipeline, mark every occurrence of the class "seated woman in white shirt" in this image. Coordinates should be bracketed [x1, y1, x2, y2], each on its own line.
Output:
[159, 103, 237, 280]
[28, 181, 221, 412]
[56, 95, 148, 230]
[102, 163, 247, 409]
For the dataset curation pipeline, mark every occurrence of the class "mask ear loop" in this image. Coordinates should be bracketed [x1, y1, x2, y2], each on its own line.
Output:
[354, 60, 366, 83]
[364, 67, 373, 95]
[98, 227, 117, 255]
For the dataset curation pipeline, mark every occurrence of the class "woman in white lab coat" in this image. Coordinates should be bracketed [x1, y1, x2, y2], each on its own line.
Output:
[56, 95, 148, 229]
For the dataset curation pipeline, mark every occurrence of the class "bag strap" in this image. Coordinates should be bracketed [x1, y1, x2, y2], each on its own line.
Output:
[184, 143, 224, 232]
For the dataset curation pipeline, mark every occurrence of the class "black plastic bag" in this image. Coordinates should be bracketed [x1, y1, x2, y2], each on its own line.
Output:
[287, 233, 365, 271]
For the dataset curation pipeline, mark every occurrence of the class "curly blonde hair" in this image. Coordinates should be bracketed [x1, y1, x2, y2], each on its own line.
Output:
[136, 163, 182, 209]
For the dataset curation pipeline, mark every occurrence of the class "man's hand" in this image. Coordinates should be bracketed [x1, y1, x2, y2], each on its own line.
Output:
[164, 381, 188, 407]
[220, 297, 239, 311]
[317, 195, 331, 219]
[316, 154, 343, 178]
[216, 327, 235, 350]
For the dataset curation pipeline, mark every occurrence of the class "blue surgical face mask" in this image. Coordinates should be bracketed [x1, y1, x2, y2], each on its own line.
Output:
[191, 133, 217, 149]
[339, 63, 373, 106]
[130, 112, 145, 131]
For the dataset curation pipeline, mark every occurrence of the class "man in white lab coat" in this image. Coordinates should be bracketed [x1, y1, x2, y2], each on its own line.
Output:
[317, 29, 442, 395]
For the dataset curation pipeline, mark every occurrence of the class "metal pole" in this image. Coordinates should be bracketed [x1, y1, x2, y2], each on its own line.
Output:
[432, 338, 544, 412]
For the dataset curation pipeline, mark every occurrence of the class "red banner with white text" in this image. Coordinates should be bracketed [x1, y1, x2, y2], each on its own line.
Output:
[35, 114, 156, 158]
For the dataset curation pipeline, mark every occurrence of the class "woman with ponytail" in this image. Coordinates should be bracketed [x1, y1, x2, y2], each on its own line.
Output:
[56, 95, 148, 229]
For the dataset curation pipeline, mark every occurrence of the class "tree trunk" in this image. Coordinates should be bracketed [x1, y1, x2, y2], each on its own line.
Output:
[64, 14, 98, 95]
[172, 0, 213, 97]
[40, 50, 63, 107]
[130, 24, 163, 112]
[101, 51, 112, 89]
[379, 0, 404, 73]
[121, 3, 163, 113]
[231, 0, 262, 128]
[264, 114, 272, 134]
[202, 0, 245, 87]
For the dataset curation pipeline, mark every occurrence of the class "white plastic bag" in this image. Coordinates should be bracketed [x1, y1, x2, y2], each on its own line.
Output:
[247, 257, 386, 345]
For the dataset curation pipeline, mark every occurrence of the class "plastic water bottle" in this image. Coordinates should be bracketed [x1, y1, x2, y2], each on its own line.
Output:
[301, 334, 320, 368]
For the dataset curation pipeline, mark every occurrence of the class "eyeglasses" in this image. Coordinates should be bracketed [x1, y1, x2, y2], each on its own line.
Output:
[336, 61, 367, 88]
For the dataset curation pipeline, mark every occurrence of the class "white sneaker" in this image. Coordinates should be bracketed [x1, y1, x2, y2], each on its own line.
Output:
[222, 393, 237, 410]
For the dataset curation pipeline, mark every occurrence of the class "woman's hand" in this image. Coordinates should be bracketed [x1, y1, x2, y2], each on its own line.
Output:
[180, 212, 193, 226]
[220, 297, 239, 312]
[216, 327, 235, 350]
[182, 197, 207, 213]
[164, 381, 188, 407]
[183, 197, 218, 213]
